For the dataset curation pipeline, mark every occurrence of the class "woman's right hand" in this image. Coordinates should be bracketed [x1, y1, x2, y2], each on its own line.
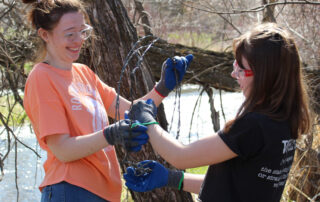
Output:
[103, 119, 148, 152]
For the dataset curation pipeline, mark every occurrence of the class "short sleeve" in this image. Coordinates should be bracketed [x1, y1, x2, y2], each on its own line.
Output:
[218, 113, 264, 160]
[24, 68, 69, 150]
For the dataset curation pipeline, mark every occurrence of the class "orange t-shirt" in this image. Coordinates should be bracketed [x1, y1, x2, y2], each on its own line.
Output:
[23, 63, 121, 202]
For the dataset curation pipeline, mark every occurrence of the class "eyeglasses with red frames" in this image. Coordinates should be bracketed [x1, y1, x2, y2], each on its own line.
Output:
[232, 60, 254, 78]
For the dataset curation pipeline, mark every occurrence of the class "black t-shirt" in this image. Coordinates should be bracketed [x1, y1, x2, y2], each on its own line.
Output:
[198, 112, 296, 202]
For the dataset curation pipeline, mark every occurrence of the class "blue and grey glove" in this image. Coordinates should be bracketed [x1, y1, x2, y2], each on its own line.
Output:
[103, 120, 148, 152]
[128, 99, 157, 124]
[124, 160, 184, 192]
[155, 54, 193, 97]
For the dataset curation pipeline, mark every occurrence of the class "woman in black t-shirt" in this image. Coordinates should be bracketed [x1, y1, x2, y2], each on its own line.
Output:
[124, 23, 311, 202]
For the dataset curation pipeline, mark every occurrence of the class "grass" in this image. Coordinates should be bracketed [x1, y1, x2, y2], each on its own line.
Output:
[121, 180, 134, 202]
[187, 166, 208, 175]
[166, 31, 231, 52]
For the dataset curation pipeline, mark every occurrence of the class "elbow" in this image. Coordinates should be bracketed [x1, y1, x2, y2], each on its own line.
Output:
[52, 151, 74, 163]
[55, 155, 73, 163]
[47, 145, 74, 163]
[45, 134, 75, 163]
[174, 163, 189, 170]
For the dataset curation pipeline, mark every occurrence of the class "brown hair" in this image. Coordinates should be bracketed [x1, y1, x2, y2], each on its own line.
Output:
[224, 23, 311, 139]
[23, 0, 88, 62]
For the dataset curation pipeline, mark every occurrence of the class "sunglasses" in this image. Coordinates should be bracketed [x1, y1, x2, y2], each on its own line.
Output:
[232, 60, 253, 78]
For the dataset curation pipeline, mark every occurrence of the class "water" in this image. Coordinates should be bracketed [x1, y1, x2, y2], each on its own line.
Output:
[0, 126, 46, 202]
[163, 85, 244, 144]
[0, 85, 243, 202]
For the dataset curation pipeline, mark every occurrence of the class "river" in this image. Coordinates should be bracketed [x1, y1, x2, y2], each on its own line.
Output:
[0, 85, 244, 202]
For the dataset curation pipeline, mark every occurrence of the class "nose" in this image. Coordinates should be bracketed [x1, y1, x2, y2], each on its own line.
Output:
[231, 60, 237, 79]
[73, 33, 84, 44]
[231, 69, 237, 79]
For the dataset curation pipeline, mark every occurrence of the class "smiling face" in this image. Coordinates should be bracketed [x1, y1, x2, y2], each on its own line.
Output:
[39, 12, 87, 69]
[231, 56, 254, 98]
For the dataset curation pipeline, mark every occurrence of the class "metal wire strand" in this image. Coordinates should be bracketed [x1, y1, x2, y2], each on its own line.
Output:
[114, 36, 159, 176]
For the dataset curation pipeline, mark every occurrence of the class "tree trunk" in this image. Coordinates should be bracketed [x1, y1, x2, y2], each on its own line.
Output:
[80, 0, 193, 201]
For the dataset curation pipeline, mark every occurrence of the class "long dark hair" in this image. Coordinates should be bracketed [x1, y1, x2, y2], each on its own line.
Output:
[224, 23, 311, 139]
[22, 0, 89, 62]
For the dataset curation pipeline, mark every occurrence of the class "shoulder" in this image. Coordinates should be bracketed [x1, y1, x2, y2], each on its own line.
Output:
[25, 63, 64, 93]
[232, 112, 261, 127]
[72, 63, 100, 82]
[219, 112, 266, 159]
[24, 64, 54, 110]
[26, 63, 52, 84]
[225, 112, 268, 136]
[236, 112, 272, 125]
[240, 112, 266, 120]
[240, 112, 287, 127]
[236, 112, 290, 139]
[73, 63, 95, 74]
[28, 63, 49, 75]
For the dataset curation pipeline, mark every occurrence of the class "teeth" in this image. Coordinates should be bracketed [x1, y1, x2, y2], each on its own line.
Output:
[69, 48, 79, 51]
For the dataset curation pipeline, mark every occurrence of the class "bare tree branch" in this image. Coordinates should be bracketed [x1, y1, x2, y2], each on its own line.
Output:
[0, 113, 41, 158]
[134, 0, 153, 36]
[178, 0, 320, 15]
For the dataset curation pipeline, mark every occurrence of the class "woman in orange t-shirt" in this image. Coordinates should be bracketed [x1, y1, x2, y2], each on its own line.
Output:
[22, 0, 192, 201]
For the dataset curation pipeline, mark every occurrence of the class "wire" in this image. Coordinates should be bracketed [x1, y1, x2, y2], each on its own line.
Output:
[114, 35, 159, 176]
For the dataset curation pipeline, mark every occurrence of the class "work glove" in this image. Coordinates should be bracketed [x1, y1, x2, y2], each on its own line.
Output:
[155, 54, 193, 97]
[103, 120, 148, 152]
[124, 160, 184, 192]
[128, 99, 157, 124]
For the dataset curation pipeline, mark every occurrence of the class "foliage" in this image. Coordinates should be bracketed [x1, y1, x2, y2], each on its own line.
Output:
[0, 95, 28, 126]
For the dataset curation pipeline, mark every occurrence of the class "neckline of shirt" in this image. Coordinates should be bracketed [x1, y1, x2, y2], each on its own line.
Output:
[40, 62, 75, 78]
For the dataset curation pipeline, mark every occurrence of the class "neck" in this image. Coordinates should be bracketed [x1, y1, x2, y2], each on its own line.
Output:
[44, 55, 73, 70]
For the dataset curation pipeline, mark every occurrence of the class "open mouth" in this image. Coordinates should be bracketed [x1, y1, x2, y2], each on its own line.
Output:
[67, 47, 80, 54]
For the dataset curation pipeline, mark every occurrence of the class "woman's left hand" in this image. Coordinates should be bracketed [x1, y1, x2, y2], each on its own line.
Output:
[103, 119, 148, 152]
[155, 54, 193, 97]
[128, 99, 157, 124]
[124, 160, 169, 192]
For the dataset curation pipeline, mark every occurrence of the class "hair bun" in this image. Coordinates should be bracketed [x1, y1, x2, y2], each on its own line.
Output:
[22, 0, 38, 4]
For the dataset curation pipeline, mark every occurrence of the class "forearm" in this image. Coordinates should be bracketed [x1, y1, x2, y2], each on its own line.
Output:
[183, 173, 205, 194]
[147, 124, 186, 169]
[46, 130, 109, 163]
[136, 87, 164, 107]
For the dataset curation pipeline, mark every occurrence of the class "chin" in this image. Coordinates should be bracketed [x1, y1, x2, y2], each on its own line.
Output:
[242, 90, 249, 98]
[69, 56, 80, 63]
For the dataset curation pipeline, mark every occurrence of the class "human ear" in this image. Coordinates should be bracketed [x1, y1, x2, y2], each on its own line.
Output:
[37, 28, 50, 43]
